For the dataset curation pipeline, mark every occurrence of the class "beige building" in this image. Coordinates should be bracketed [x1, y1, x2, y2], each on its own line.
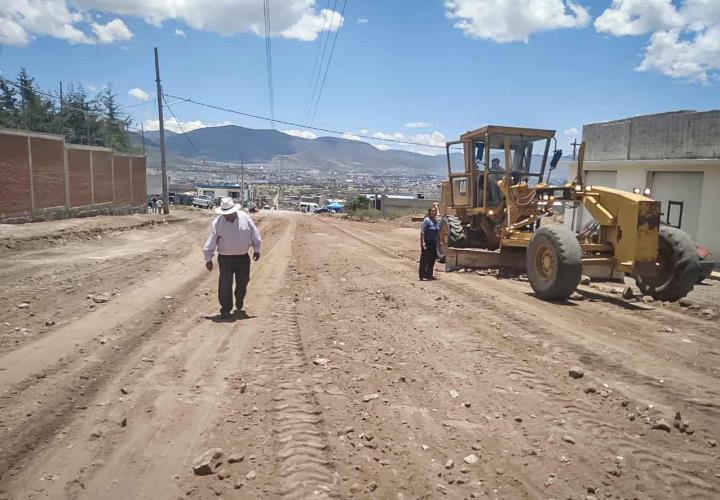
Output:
[568, 110, 720, 256]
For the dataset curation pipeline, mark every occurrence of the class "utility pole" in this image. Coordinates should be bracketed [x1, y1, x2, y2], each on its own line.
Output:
[154, 47, 169, 215]
[140, 122, 146, 155]
[570, 139, 580, 161]
[240, 156, 245, 207]
[59, 81, 64, 135]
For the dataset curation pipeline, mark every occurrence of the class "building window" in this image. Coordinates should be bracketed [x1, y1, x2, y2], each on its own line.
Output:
[666, 201, 684, 229]
[229, 191, 240, 199]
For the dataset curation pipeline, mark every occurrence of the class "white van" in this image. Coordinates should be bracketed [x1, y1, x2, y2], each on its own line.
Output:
[299, 202, 319, 213]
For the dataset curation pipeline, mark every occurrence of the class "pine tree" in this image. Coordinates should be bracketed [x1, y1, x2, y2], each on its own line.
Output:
[0, 78, 19, 128]
[16, 68, 55, 133]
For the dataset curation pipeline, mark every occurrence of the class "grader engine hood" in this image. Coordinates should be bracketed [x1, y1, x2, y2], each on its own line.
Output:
[582, 186, 661, 277]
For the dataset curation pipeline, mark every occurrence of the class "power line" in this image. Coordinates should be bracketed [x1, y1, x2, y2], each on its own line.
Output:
[262, 0, 276, 128]
[162, 94, 206, 162]
[164, 91, 448, 150]
[1, 76, 142, 133]
[309, 0, 347, 126]
[302, 0, 336, 126]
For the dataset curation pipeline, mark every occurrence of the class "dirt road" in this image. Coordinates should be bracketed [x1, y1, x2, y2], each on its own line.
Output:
[1, 211, 718, 499]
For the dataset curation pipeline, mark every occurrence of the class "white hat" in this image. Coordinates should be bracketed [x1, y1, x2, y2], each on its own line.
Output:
[215, 197, 240, 215]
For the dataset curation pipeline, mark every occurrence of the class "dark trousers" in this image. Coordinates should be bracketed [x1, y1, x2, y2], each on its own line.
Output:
[218, 254, 250, 314]
[419, 239, 437, 279]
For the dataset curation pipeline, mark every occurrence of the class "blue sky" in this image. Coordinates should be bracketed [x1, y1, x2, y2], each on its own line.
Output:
[1, 0, 719, 155]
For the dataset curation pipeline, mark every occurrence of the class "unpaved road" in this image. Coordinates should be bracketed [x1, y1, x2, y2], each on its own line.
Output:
[0, 211, 718, 499]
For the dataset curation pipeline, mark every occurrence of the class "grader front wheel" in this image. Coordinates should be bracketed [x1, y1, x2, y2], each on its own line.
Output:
[635, 226, 701, 301]
[526, 225, 582, 301]
[437, 215, 466, 263]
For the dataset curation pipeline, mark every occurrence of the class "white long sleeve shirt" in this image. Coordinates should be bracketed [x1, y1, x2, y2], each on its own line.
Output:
[202, 212, 262, 262]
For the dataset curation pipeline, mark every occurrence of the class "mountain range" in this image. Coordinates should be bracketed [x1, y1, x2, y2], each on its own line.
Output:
[132, 125, 450, 174]
[131, 125, 571, 180]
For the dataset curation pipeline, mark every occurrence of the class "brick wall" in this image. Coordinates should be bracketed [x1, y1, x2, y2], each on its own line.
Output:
[30, 136, 66, 210]
[92, 150, 114, 204]
[0, 129, 147, 223]
[131, 156, 147, 206]
[0, 134, 31, 218]
[113, 155, 132, 204]
[67, 147, 92, 207]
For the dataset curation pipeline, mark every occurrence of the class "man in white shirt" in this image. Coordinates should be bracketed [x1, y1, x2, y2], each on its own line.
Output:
[203, 197, 262, 319]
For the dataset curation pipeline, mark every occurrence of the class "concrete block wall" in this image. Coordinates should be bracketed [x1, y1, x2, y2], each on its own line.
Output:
[0, 129, 147, 223]
[583, 110, 720, 161]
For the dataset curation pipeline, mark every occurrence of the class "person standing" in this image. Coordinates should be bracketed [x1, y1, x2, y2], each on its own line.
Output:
[419, 205, 439, 280]
[203, 197, 262, 319]
[156, 198, 164, 214]
[151, 196, 158, 214]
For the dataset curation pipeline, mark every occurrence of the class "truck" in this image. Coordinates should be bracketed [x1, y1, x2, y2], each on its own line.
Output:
[192, 195, 214, 209]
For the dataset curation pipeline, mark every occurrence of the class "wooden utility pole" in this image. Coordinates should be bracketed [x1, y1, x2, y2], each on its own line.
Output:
[59, 81, 64, 134]
[240, 156, 245, 207]
[570, 139, 580, 161]
[154, 47, 169, 215]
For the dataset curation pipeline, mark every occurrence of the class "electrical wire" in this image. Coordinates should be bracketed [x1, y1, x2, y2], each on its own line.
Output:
[308, 0, 347, 127]
[162, 94, 207, 163]
[262, 0, 276, 128]
[164, 91, 451, 150]
[1, 77, 142, 132]
[302, 0, 336, 126]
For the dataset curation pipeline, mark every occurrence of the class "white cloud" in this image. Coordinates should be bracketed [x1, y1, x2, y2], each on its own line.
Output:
[282, 129, 318, 139]
[357, 18, 369, 24]
[359, 129, 369, 134]
[564, 127, 578, 135]
[595, 0, 684, 36]
[174, 28, 187, 38]
[342, 133, 362, 141]
[406, 121, 431, 128]
[77, 0, 343, 41]
[281, 8, 344, 41]
[144, 118, 232, 133]
[0, 1, 343, 46]
[637, 27, 720, 83]
[91, 18, 133, 43]
[86, 84, 97, 92]
[444, 0, 590, 43]
[360, 129, 447, 155]
[0, 0, 90, 46]
[128, 87, 150, 102]
[596, 0, 720, 82]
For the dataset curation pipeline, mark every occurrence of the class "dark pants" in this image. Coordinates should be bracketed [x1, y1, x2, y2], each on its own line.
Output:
[218, 254, 250, 314]
[419, 239, 437, 279]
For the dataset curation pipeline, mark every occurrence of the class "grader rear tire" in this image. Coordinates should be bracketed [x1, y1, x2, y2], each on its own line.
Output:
[437, 215, 466, 263]
[635, 226, 700, 301]
[526, 225, 582, 301]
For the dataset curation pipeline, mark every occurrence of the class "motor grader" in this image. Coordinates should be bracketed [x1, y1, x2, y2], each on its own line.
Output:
[437, 125, 701, 301]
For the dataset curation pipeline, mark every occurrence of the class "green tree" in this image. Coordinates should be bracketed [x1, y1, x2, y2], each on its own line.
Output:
[0, 78, 19, 128]
[347, 195, 371, 211]
[97, 84, 130, 150]
[16, 67, 55, 133]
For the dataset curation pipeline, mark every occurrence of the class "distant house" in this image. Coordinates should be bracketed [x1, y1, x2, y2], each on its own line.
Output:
[569, 110, 720, 255]
[195, 183, 244, 203]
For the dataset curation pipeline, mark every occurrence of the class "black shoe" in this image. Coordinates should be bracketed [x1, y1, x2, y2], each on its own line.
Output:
[220, 312, 231, 320]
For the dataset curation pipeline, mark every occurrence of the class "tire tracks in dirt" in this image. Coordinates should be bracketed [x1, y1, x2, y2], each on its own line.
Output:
[0, 216, 288, 499]
[312, 216, 720, 499]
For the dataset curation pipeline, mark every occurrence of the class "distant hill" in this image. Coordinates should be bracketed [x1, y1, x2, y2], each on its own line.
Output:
[131, 125, 449, 173]
[130, 124, 573, 180]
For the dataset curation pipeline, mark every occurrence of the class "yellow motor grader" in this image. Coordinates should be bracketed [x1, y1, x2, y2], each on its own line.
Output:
[437, 125, 701, 301]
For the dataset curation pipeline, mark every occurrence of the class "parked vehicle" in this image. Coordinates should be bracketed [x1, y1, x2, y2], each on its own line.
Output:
[313, 207, 331, 214]
[299, 202, 319, 213]
[193, 195, 214, 209]
[246, 202, 258, 213]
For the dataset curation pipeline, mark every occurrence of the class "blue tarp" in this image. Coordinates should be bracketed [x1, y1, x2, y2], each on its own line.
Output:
[326, 202, 344, 210]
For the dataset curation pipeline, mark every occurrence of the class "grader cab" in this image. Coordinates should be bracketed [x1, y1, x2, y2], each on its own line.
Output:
[438, 125, 701, 301]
